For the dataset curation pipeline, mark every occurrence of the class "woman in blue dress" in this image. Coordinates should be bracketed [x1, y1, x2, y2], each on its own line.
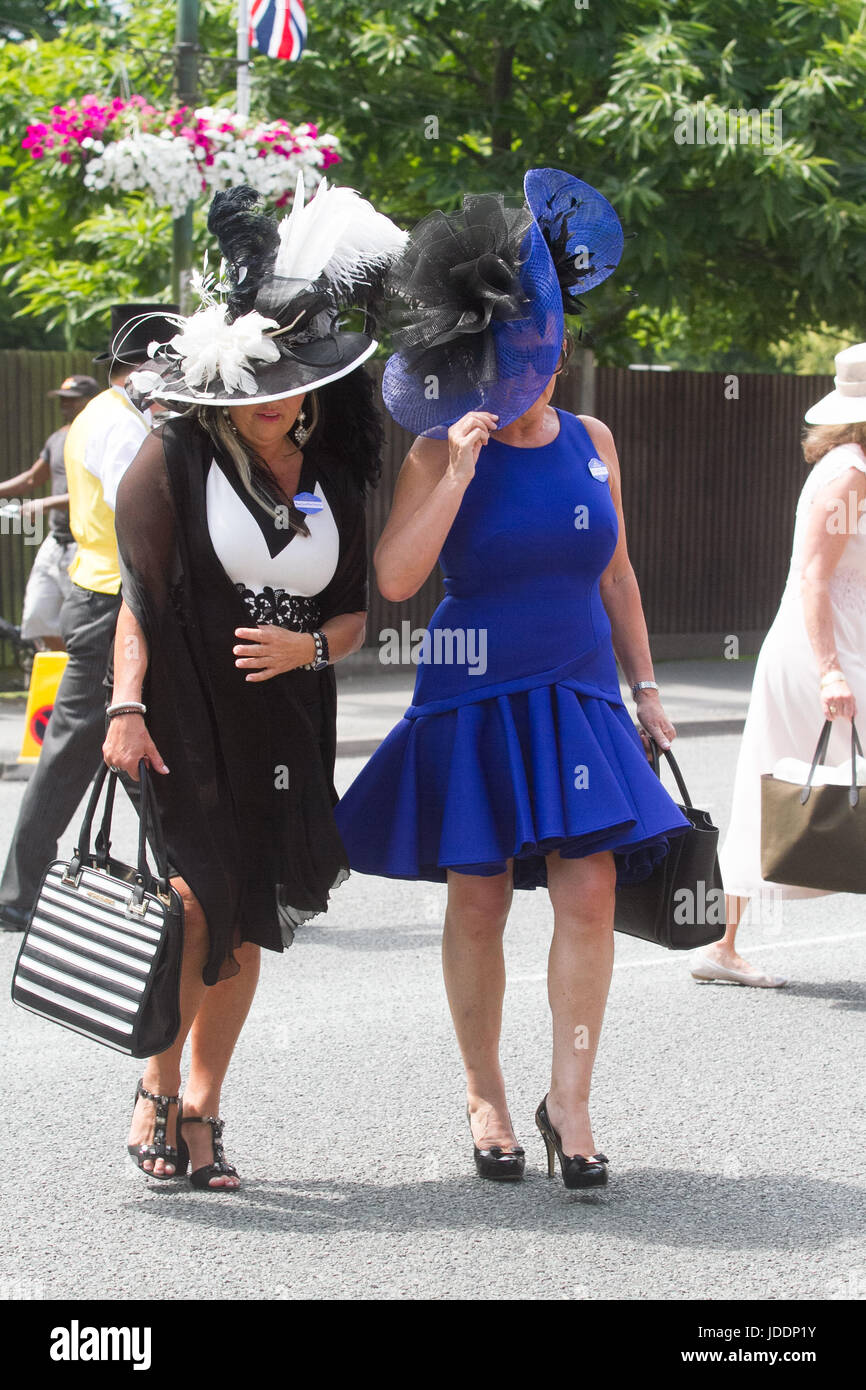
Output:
[335, 170, 690, 1188]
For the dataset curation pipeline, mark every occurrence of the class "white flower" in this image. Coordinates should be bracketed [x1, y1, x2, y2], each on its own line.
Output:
[73, 116, 341, 215]
[171, 303, 281, 395]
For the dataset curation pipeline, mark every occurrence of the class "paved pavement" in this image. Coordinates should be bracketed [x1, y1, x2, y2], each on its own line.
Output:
[0, 655, 757, 775]
[1, 662, 864, 1302]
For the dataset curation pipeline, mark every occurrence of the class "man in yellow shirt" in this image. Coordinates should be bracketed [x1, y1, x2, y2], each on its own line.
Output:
[0, 304, 176, 929]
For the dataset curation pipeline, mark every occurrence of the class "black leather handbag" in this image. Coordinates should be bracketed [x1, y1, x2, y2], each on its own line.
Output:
[615, 740, 726, 949]
[12, 760, 184, 1056]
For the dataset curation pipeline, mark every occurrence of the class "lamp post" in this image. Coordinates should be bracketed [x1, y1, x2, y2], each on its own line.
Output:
[237, 0, 251, 118]
[172, 0, 199, 309]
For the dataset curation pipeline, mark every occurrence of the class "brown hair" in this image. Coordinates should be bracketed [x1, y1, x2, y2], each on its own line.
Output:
[803, 421, 866, 465]
[556, 328, 576, 375]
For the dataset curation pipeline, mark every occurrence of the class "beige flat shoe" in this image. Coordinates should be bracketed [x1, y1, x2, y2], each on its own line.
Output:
[690, 952, 787, 988]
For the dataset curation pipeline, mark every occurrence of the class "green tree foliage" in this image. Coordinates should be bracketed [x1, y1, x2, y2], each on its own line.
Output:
[2, 0, 866, 367]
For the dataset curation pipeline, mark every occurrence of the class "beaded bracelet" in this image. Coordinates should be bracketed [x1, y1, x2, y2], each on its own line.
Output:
[106, 701, 146, 719]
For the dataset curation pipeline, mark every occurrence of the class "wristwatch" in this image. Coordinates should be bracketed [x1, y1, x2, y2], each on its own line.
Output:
[304, 630, 330, 671]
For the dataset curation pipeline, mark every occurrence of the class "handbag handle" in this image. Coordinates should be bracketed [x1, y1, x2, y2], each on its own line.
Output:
[801, 718, 863, 807]
[136, 761, 172, 897]
[646, 737, 694, 807]
[68, 759, 172, 899]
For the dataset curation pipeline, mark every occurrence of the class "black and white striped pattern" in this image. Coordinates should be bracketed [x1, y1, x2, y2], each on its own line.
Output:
[12, 861, 167, 1054]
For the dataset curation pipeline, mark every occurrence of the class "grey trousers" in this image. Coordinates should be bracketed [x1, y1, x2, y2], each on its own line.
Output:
[0, 583, 121, 913]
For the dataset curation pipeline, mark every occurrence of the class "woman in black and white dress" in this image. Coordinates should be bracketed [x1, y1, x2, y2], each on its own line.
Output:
[103, 182, 405, 1190]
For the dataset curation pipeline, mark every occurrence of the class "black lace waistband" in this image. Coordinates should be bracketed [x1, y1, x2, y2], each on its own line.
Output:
[235, 584, 321, 631]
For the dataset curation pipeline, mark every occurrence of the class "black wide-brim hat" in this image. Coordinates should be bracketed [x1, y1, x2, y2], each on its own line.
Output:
[152, 329, 377, 406]
[93, 302, 180, 365]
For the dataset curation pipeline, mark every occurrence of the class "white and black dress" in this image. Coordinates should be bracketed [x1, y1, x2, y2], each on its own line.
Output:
[114, 414, 368, 985]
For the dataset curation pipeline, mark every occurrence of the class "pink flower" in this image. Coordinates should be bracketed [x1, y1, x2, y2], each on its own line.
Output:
[59, 151, 72, 164]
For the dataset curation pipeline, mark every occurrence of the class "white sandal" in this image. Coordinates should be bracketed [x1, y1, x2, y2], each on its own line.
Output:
[690, 952, 787, 988]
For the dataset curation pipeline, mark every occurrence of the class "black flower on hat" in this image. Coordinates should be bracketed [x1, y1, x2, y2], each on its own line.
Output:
[387, 194, 534, 392]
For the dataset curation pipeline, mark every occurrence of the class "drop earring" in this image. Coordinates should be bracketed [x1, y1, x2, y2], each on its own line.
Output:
[292, 406, 311, 447]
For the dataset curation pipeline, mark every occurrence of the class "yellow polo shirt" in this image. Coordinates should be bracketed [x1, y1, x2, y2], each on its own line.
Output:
[64, 387, 151, 594]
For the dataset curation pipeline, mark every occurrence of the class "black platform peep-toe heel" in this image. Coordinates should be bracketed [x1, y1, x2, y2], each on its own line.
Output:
[177, 1102, 239, 1192]
[127, 1079, 183, 1180]
[535, 1095, 608, 1190]
[467, 1106, 525, 1181]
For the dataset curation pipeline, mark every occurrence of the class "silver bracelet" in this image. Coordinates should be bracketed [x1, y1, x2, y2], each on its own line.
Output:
[106, 701, 146, 719]
[631, 680, 659, 699]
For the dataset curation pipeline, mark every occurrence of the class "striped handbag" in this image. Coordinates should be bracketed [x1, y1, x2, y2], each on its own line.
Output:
[11, 760, 184, 1057]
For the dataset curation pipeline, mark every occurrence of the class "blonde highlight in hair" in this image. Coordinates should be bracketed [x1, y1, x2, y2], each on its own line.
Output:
[802, 421, 866, 465]
[188, 404, 309, 534]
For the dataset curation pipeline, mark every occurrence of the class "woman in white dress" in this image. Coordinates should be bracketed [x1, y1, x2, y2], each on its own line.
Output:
[693, 344, 866, 987]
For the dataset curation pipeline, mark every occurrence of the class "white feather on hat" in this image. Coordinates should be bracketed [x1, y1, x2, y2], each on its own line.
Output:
[274, 172, 408, 293]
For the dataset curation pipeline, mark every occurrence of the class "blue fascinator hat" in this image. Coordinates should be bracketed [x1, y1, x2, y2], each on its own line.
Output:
[382, 168, 623, 438]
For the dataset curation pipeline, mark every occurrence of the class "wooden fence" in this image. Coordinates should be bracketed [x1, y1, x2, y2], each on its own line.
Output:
[593, 365, 833, 649]
[0, 350, 95, 672]
[0, 350, 834, 673]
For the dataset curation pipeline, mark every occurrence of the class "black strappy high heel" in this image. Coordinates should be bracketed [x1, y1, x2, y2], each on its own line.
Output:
[467, 1106, 525, 1181]
[177, 1102, 239, 1191]
[127, 1078, 183, 1179]
[535, 1096, 608, 1189]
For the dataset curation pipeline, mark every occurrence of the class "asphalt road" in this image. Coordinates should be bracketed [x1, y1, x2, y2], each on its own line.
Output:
[1, 731, 864, 1302]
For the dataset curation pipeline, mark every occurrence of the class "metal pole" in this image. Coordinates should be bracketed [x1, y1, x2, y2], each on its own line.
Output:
[237, 0, 251, 119]
[172, 0, 199, 310]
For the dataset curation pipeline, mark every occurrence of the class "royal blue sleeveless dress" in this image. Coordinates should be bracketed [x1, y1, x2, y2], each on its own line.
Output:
[335, 410, 690, 888]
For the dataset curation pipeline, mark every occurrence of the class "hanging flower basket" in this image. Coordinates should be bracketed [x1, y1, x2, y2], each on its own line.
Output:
[22, 96, 341, 218]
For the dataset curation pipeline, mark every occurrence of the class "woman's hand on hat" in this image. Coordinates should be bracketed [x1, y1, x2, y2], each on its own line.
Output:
[233, 625, 315, 680]
[447, 412, 498, 485]
[635, 692, 676, 760]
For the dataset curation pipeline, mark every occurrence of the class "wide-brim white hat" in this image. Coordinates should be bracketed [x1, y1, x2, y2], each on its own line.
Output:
[805, 343, 866, 424]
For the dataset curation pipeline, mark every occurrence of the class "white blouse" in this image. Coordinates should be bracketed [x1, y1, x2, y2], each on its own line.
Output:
[205, 459, 340, 596]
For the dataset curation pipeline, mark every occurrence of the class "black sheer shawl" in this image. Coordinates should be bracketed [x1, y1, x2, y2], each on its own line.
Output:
[114, 414, 365, 985]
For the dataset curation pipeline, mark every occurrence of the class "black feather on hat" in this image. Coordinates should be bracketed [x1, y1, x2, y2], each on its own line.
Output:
[150, 177, 408, 406]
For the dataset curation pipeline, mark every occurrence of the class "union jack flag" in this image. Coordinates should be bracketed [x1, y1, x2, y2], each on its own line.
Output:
[249, 0, 307, 61]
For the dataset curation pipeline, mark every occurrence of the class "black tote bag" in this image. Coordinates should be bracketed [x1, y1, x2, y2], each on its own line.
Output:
[760, 718, 866, 893]
[615, 739, 726, 950]
[12, 760, 184, 1057]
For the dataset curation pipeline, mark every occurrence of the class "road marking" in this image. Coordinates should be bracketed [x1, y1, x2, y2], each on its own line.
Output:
[509, 928, 866, 982]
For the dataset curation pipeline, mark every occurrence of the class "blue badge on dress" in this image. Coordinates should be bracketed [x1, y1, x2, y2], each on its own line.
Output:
[293, 491, 324, 514]
[588, 457, 609, 482]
